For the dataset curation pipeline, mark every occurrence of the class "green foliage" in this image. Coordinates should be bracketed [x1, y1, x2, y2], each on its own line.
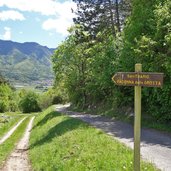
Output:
[52, 26, 121, 108]
[52, 0, 171, 122]
[0, 84, 13, 112]
[118, 0, 171, 122]
[38, 88, 67, 109]
[19, 91, 41, 113]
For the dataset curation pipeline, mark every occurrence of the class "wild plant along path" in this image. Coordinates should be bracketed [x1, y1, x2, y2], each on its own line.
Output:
[1, 116, 35, 171]
[0, 117, 27, 145]
[56, 104, 171, 171]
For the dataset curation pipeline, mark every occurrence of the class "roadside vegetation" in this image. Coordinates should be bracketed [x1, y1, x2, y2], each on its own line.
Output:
[52, 0, 171, 128]
[29, 106, 159, 171]
[0, 74, 66, 113]
[0, 117, 30, 167]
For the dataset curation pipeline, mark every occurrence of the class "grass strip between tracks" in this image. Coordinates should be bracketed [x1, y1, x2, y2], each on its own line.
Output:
[0, 115, 25, 139]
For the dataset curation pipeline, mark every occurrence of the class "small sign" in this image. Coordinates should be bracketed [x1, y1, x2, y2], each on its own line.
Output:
[112, 72, 163, 87]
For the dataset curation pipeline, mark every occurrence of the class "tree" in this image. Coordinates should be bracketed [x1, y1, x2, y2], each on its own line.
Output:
[72, 0, 131, 42]
[0, 74, 17, 112]
[52, 28, 89, 107]
[119, 0, 171, 121]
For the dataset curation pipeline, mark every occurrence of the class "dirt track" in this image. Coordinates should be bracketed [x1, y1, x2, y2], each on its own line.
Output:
[1, 116, 35, 171]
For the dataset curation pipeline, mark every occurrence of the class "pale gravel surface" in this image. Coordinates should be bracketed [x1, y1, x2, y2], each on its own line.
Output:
[56, 104, 171, 171]
[0, 117, 27, 145]
[1, 116, 35, 171]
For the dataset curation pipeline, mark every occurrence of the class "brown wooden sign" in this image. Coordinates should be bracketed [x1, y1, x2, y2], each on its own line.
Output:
[112, 72, 164, 87]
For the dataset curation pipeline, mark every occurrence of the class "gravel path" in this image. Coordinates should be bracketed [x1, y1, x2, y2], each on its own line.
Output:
[56, 105, 171, 171]
[0, 117, 27, 145]
[1, 116, 35, 171]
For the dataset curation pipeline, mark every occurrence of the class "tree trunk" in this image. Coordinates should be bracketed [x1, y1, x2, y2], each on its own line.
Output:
[115, 0, 121, 32]
[108, 0, 116, 37]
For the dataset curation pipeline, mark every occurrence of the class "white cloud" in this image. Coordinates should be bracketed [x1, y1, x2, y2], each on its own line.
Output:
[0, 10, 25, 21]
[0, 0, 76, 16]
[41, 1, 76, 35]
[0, 0, 77, 35]
[2, 27, 11, 40]
[43, 17, 74, 36]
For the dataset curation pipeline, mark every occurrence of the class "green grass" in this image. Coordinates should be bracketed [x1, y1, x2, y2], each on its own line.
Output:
[29, 106, 159, 171]
[0, 116, 30, 167]
[0, 114, 25, 138]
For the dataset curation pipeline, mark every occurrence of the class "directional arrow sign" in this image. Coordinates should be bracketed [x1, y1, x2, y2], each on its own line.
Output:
[112, 72, 163, 87]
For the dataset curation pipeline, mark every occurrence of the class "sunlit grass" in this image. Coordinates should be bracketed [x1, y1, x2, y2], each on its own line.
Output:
[29, 106, 159, 171]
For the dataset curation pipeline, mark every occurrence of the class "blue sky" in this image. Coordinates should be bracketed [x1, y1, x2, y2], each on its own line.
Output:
[0, 0, 76, 48]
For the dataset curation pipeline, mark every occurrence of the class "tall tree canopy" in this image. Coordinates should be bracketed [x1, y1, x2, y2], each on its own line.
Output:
[52, 0, 171, 122]
[72, 0, 131, 41]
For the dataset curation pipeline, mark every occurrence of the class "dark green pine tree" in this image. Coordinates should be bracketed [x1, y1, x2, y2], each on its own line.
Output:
[72, 0, 131, 42]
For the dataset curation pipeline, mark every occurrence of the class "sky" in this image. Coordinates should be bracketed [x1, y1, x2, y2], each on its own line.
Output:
[0, 0, 77, 48]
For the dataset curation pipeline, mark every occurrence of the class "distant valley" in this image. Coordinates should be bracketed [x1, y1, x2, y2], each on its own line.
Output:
[0, 39, 55, 86]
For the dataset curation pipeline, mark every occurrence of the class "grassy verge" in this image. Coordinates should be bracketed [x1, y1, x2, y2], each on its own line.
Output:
[29, 106, 159, 171]
[0, 116, 30, 167]
[0, 114, 25, 138]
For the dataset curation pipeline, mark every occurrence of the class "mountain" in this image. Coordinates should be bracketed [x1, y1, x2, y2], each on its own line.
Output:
[0, 39, 55, 84]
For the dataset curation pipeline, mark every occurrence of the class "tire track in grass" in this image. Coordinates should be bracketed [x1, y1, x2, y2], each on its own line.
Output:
[0, 117, 27, 145]
[1, 116, 35, 171]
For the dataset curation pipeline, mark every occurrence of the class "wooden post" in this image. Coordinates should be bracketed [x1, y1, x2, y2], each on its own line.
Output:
[112, 64, 163, 170]
[134, 63, 142, 171]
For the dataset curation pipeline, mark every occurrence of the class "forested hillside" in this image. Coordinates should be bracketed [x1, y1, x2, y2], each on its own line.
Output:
[0, 40, 54, 83]
[52, 0, 171, 122]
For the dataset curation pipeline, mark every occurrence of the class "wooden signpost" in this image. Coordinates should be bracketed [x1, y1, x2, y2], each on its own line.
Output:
[112, 64, 163, 171]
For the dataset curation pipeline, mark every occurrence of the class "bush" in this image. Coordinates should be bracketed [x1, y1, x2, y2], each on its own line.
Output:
[0, 99, 9, 113]
[19, 91, 41, 113]
[38, 93, 53, 110]
[0, 84, 12, 112]
[38, 88, 66, 109]
[52, 96, 63, 104]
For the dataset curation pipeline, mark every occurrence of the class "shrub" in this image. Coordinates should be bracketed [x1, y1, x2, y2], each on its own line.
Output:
[0, 84, 12, 112]
[0, 99, 9, 113]
[19, 91, 41, 113]
[52, 96, 63, 104]
[38, 88, 66, 109]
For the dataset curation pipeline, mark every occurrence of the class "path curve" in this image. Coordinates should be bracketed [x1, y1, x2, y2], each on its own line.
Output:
[1, 116, 35, 171]
[0, 117, 27, 144]
[56, 105, 171, 171]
